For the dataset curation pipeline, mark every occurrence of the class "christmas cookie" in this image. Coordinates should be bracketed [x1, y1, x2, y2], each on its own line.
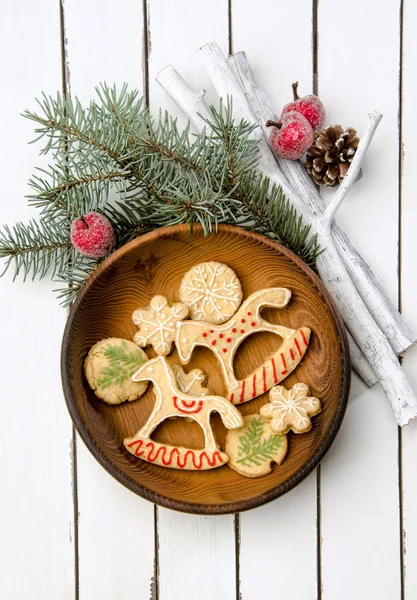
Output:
[132, 295, 189, 355]
[225, 414, 288, 477]
[260, 382, 321, 434]
[172, 364, 212, 396]
[84, 338, 148, 405]
[178, 262, 242, 325]
[124, 355, 244, 470]
[176, 287, 311, 404]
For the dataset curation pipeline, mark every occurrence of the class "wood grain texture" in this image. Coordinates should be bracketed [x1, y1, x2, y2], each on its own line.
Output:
[319, 0, 402, 597]
[62, 1, 156, 597]
[401, 0, 417, 594]
[61, 224, 350, 514]
[0, 1, 75, 597]
[232, 1, 321, 597]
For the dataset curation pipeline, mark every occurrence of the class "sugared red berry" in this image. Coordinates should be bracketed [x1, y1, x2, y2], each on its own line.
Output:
[281, 81, 325, 131]
[267, 112, 313, 161]
[70, 212, 115, 259]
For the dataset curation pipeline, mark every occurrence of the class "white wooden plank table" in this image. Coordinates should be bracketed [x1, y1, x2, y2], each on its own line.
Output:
[1, 1, 416, 598]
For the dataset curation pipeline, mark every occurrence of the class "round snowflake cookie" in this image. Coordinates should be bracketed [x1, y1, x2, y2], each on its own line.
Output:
[179, 262, 243, 325]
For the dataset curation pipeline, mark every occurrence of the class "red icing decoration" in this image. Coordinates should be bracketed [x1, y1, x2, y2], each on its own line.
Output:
[290, 348, 295, 361]
[226, 338, 232, 343]
[241, 318, 246, 323]
[173, 396, 203, 414]
[281, 353, 287, 370]
[271, 357, 278, 383]
[232, 328, 237, 333]
[295, 338, 302, 356]
[202, 332, 207, 337]
[222, 348, 227, 353]
[262, 367, 267, 392]
[219, 333, 224, 338]
[211, 340, 216, 346]
[230, 393, 235, 403]
[252, 373, 257, 398]
[301, 329, 308, 346]
[251, 321, 256, 326]
[247, 311, 252, 316]
[239, 380, 246, 403]
[210, 329, 214, 333]
[240, 329, 245, 334]
[127, 439, 223, 469]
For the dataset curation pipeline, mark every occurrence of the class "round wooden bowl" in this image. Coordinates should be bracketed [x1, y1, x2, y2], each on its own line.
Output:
[61, 224, 350, 514]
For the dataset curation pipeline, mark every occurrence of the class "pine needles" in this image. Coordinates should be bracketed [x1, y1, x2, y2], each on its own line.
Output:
[0, 84, 321, 306]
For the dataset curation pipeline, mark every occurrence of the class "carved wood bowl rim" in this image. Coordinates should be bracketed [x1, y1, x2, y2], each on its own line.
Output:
[61, 223, 351, 514]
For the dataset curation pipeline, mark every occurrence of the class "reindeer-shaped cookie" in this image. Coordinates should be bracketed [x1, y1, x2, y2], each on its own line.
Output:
[176, 288, 311, 404]
[124, 356, 244, 470]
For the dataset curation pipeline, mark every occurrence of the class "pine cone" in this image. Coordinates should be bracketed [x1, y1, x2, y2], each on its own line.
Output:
[305, 125, 360, 186]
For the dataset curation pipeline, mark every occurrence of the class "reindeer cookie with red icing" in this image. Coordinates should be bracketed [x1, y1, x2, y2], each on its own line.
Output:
[124, 356, 244, 470]
[176, 263, 311, 405]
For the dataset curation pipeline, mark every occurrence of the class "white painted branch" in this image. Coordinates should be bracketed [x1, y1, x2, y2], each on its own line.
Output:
[322, 111, 383, 228]
[157, 64, 378, 388]
[230, 50, 417, 357]
[316, 229, 417, 425]
[347, 331, 378, 387]
[156, 66, 212, 131]
[197, 42, 417, 424]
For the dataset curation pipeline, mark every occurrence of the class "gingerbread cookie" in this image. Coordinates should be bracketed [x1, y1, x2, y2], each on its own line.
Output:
[225, 414, 288, 477]
[172, 364, 212, 396]
[176, 288, 311, 404]
[179, 262, 242, 325]
[132, 295, 189, 355]
[260, 383, 321, 434]
[124, 356, 244, 470]
[84, 338, 148, 405]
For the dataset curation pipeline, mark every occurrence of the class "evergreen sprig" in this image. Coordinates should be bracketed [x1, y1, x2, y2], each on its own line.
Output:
[97, 341, 146, 390]
[0, 84, 321, 306]
[237, 417, 282, 466]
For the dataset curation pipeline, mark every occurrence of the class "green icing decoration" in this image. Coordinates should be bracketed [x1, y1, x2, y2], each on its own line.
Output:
[97, 341, 146, 390]
[236, 417, 282, 467]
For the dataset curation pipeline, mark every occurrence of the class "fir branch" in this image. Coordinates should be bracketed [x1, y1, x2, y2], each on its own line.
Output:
[0, 86, 322, 306]
[0, 220, 72, 281]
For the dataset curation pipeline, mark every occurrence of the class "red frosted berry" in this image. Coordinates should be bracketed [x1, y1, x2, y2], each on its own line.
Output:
[267, 112, 313, 161]
[70, 212, 115, 258]
[281, 81, 325, 131]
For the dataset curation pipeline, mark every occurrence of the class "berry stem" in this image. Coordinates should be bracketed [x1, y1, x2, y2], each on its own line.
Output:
[79, 216, 89, 229]
[292, 81, 299, 101]
[265, 120, 282, 129]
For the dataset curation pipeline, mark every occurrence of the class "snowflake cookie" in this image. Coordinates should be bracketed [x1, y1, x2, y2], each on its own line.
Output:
[178, 262, 243, 325]
[225, 414, 288, 477]
[132, 295, 189, 355]
[260, 382, 321, 434]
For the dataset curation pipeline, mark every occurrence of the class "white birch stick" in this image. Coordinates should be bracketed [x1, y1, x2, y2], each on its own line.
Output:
[347, 331, 378, 387]
[156, 65, 377, 387]
[230, 50, 417, 357]
[170, 41, 417, 424]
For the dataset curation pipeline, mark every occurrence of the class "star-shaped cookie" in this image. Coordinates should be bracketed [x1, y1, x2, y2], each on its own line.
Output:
[132, 295, 189, 355]
[260, 382, 321, 434]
